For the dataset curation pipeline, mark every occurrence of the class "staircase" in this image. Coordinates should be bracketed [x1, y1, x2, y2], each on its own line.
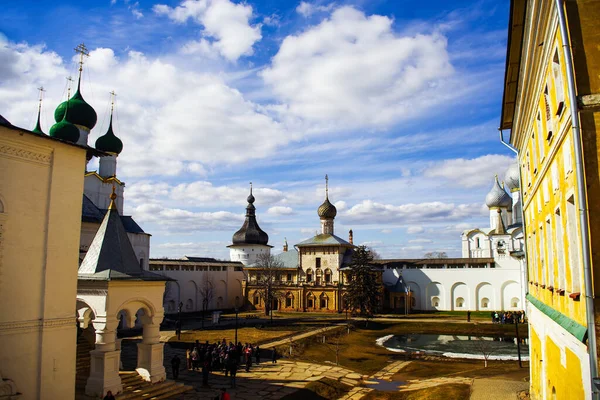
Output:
[117, 372, 193, 400]
[75, 336, 193, 399]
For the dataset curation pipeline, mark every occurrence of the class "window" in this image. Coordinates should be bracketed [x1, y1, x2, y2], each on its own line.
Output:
[306, 269, 313, 282]
[307, 298, 314, 308]
[555, 208, 566, 290]
[325, 269, 332, 283]
[551, 163, 559, 192]
[537, 112, 545, 162]
[481, 298, 489, 309]
[431, 297, 440, 308]
[320, 296, 327, 309]
[139, 258, 145, 269]
[552, 50, 565, 115]
[316, 257, 321, 268]
[286, 297, 292, 307]
[287, 273, 292, 282]
[511, 298, 519, 308]
[253, 294, 260, 305]
[543, 178, 549, 204]
[564, 137, 573, 174]
[455, 297, 464, 308]
[539, 225, 546, 286]
[566, 196, 581, 292]
[475, 237, 480, 248]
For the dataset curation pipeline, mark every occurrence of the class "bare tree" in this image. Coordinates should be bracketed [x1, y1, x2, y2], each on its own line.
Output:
[365, 246, 382, 260]
[253, 253, 285, 316]
[424, 251, 448, 259]
[473, 336, 495, 368]
[321, 326, 347, 365]
[198, 274, 215, 310]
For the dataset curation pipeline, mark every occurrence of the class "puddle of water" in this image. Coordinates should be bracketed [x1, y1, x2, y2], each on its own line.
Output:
[364, 378, 407, 391]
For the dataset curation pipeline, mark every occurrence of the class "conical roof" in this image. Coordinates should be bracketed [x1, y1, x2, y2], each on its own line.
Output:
[485, 176, 512, 208]
[78, 192, 168, 281]
[231, 187, 269, 245]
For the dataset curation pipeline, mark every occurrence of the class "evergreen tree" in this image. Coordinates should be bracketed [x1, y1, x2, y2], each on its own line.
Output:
[346, 246, 380, 320]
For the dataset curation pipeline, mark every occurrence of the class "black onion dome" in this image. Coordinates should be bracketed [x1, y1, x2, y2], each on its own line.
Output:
[318, 197, 337, 219]
[232, 189, 269, 245]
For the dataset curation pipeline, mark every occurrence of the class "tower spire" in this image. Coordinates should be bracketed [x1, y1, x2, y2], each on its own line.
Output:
[325, 174, 329, 199]
[33, 86, 46, 135]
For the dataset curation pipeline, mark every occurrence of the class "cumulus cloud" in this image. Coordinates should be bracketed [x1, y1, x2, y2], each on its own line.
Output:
[267, 206, 294, 216]
[262, 6, 455, 130]
[344, 200, 478, 224]
[296, 1, 335, 17]
[424, 154, 515, 188]
[153, 0, 262, 61]
[133, 203, 243, 232]
[408, 238, 433, 244]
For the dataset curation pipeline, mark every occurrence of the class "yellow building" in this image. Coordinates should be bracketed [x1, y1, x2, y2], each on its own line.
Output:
[0, 116, 90, 399]
[500, 1, 600, 398]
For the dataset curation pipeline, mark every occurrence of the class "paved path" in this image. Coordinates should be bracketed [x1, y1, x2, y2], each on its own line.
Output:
[259, 325, 343, 349]
[470, 378, 528, 400]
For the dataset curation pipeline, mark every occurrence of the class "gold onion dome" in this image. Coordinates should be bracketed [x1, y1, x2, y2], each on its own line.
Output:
[95, 113, 123, 154]
[54, 76, 97, 130]
[318, 197, 337, 219]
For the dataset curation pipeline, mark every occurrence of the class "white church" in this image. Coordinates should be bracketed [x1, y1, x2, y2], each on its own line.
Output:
[378, 163, 525, 312]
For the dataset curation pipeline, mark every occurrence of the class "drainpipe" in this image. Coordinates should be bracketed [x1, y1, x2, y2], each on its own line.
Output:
[498, 130, 529, 312]
[555, 0, 599, 397]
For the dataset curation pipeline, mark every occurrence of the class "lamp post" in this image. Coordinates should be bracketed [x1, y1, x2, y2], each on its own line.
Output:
[234, 298, 239, 345]
[177, 301, 183, 340]
[202, 298, 208, 329]
[515, 314, 522, 368]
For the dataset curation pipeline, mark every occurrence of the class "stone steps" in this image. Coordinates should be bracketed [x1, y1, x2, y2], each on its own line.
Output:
[148, 384, 194, 399]
[116, 380, 189, 400]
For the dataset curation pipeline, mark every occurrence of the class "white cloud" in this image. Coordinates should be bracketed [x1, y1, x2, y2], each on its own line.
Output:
[424, 154, 515, 188]
[408, 238, 433, 244]
[262, 6, 455, 130]
[344, 200, 478, 224]
[133, 203, 242, 232]
[296, 1, 335, 17]
[153, 0, 262, 61]
[267, 206, 294, 216]
[381, 229, 392, 234]
[406, 226, 424, 234]
[334, 200, 346, 211]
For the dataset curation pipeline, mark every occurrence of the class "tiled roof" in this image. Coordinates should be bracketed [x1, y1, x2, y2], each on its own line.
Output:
[275, 249, 299, 269]
[78, 203, 168, 281]
[295, 234, 354, 247]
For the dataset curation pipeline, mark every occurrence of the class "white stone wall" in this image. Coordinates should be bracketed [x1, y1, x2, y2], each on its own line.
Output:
[382, 267, 523, 311]
[84, 174, 124, 214]
[228, 244, 270, 266]
[158, 267, 245, 313]
[300, 250, 344, 282]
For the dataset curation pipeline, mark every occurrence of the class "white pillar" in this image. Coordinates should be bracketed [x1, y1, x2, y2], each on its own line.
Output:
[76, 126, 90, 146]
[321, 218, 334, 235]
[136, 316, 166, 383]
[85, 319, 123, 398]
[99, 155, 117, 178]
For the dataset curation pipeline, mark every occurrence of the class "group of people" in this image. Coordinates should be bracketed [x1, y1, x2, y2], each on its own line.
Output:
[170, 339, 278, 389]
[491, 310, 525, 324]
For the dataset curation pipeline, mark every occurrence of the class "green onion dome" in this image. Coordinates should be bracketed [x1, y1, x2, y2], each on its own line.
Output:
[32, 109, 45, 135]
[95, 114, 123, 154]
[49, 119, 80, 142]
[54, 78, 97, 130]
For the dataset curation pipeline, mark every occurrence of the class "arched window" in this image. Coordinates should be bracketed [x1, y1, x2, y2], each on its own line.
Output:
[307, 293, 314, 309]
[253, 293, 260, 306]
[285, 292, 294, 308]
[324, 268, 332, 283]
[186, 299, 193, 310]
[456, 297, 464, 308]
[431, 297, 440, 308]
[306, 269, 313, 283]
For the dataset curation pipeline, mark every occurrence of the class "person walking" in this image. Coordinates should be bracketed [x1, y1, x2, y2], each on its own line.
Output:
[230, 360, 238, 388]
[272, 347, 277, 364]
[467, 311, 471, 322]
[186, 346, 192, 370]
[202, 359, 210, 387]
[255, 345, 260, 365]
[171, 355, 181, 380]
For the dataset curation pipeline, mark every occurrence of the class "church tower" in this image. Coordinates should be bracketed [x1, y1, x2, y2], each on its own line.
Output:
[485, 175, 512, 230]
[317, 175, 337, 235]
[228, 184, 272, 265]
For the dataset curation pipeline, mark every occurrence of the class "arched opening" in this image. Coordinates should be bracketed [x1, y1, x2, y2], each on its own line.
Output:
[319, 293, 328, 310]
[253, 293, 261, 306]
[285, 292, 294, 308]
[455, 297, 464, 308]
[307, 293, 315, 309]
[511, 297, 520, 308]
[481, 297, 490, 309]
[431, 296, 440, 308]
[316, 269, 323, 285]
[324, 268, 332, 283]
[185, 299, 193, 311]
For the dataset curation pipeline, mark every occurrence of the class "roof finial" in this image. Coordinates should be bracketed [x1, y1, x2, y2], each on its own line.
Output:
[108, 185, 117, 210]
[66, 76, 74, 98]
[325, 174, 329, 199]
[33, 86, 46, 134]
[110, 90, 117, 113]
[250, 181, 253, 195]
[74, 43, 90, 74]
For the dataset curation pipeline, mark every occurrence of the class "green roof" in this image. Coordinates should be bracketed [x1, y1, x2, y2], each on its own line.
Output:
[95, 113, 123, 154]
[54, 76, 97, 130]
[296, 234, 353, 247]
[526, 293, 587, 342]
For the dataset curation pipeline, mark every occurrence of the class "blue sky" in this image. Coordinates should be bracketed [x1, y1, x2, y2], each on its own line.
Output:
[0, 0, 515, 259]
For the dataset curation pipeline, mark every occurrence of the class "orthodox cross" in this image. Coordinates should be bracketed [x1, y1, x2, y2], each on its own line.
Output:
[74, 43, 90, 72]
[37, 86, 46, 111]
[66, 76, 74, 97]
[110, 90, 117, 112]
